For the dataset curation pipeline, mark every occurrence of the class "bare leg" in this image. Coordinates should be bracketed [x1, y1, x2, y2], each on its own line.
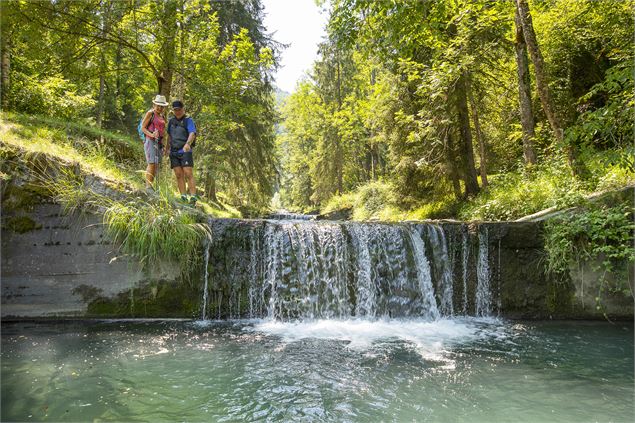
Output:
[173, 167, 186, 194]
[145, 164, 156, 187]
[183, 167, 197, 195]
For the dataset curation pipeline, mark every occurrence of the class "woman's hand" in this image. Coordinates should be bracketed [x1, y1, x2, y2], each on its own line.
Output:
[183, 143, 191, 152]
[152, 130, 159, 139]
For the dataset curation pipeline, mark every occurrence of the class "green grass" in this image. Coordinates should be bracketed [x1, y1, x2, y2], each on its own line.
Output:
[459, 151, 634, 221]
[1, 111, 144, 188]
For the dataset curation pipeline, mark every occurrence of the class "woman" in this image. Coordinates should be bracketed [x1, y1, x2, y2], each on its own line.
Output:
[141, 94, 168, 192]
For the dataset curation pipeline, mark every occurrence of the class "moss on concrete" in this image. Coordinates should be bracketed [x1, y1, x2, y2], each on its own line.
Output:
[4, 215, 42, 233]
[86, 278, 200, 318]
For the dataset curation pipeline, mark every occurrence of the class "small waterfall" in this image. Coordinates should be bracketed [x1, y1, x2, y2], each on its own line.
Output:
[461, 228, 469, 315]
[349, 225, 375, 317]
[201, 237, 211, 320]
[406, 227, 440, 320]
[206, 220, 498, 321]
[423, 225, 454, 316]
[476, 226, 491, 317]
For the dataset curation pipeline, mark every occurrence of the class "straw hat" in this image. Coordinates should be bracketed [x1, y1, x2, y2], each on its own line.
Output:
[152, 94, 169, 106]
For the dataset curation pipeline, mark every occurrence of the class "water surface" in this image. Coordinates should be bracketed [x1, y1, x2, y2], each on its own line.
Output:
[2, 319, 633, 422]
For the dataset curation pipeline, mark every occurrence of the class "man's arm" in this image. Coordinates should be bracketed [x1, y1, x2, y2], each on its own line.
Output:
[183, 132, 196, 152]
[183, 118, 197, 152]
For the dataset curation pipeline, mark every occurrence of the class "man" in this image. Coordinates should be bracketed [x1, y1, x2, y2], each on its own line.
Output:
[166, 100, 199, 204]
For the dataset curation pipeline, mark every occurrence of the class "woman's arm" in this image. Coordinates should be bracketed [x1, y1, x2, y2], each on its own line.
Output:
[141, 111, 155, 138]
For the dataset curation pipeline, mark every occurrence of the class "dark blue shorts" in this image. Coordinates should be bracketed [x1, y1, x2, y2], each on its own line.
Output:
[169, 150, 194, 169]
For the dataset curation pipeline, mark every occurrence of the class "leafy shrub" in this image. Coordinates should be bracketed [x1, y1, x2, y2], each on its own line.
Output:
[322, 191, 357, 214]
[10, 74, 95, 119]
[544, 202, 635, 308]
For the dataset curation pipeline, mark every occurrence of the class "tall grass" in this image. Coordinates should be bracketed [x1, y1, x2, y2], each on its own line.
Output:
[104, 197, 211, 274]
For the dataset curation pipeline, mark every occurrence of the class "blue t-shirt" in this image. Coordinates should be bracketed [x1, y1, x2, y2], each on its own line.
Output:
[183, 117, 197, 134]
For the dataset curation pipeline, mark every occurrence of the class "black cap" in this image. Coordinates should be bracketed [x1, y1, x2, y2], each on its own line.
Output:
[172, 100, 184, 109]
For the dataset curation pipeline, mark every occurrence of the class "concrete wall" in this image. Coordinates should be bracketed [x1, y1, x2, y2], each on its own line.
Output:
[1, 202, 183, 318]
[2, 196, 631, 320]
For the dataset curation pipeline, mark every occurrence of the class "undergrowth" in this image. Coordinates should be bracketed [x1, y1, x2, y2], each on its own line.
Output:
[544, 201, 635, 311]
[321, 150, 633, 222]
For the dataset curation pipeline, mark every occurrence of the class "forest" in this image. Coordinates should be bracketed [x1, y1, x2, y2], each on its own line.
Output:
[1, 0, 280, 213]
[1, 0, 633, 221]
[277, 0, 634, 221]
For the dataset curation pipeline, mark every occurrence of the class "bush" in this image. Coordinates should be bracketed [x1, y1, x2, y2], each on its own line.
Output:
[544, 202, 634, 309]
[9, 74, 95, 119]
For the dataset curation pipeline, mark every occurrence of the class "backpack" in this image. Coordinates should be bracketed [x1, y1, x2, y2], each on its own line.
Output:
[168, 116, 196, 148]
[137, 111, 154, 141]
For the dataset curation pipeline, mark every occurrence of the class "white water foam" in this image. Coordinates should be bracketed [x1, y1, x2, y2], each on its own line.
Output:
[250, 317, 503, 361]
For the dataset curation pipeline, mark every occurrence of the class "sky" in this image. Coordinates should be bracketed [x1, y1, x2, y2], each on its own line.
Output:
[261, 0, 329, 93]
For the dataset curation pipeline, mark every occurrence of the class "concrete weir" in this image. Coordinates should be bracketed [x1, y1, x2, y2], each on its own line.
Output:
[1, 200, 633, 320]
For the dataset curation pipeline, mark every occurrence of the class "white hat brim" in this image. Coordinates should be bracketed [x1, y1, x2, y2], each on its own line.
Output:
[153, 101, 169, 106]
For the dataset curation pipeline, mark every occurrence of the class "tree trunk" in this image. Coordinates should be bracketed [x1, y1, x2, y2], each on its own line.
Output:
[205, 172, 218, 203]
[157, 0, 178, 98]
[467, 80, 488, 188]
[515, 0, 561, 140]
[514, 5, 537, 165]
[96, 2, 109, 128]
[455, 72, 480, 197]
[0, 26, 10, 111]
[445, 129, 462, 200]
[516, 0, 581, 175]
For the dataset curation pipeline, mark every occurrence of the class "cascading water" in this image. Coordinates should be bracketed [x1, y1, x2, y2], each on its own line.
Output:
[200, 236, 211, 320]
[422, 225, 454, 316]
[476, 226, 491, 317]
[461, 227, 469, 315]
[205, 219, 496, 320]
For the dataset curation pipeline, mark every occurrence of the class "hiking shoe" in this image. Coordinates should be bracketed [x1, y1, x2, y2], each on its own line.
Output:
[189, 194, 199, 205]
[145, 186, 155, 195]
[180, 194, 189, 203]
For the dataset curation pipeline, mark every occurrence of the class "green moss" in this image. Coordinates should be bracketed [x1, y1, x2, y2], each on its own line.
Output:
[2, 184, 48, 212]
[545, 273, 574, 314]
[4, 215, 42, 233]
[85, 279, 200, 318]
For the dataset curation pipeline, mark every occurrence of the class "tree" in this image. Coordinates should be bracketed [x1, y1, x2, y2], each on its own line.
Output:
[513, 4, 537, 165]
[515, 0, 577, 172]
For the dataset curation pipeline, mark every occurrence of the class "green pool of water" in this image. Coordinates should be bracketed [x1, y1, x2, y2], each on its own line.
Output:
[1, 318, 633, 422]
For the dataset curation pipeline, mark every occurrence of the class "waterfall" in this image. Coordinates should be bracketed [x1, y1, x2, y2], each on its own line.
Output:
[461, 228, 469, 315]
[422, 225, 454, 316]
[349, 225, 375, 317]
[206, 220, 497, 321]
[476, 226, 491, 317]
[201, 237, 211, 320]
[406, 227, 440, 320]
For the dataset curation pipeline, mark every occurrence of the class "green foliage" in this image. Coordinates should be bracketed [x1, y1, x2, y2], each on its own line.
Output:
[544, 202, 635, 306]
[352, 181, 397, 220]
[321, 181, 399, 221]
[10, 75, 95, 119]
[278, 0, 634, 221]
[459, 159, 587, 221]
[3, 0, 278, 212]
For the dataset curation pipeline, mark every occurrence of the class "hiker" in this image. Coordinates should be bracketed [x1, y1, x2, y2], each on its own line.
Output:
[141, 94, 168, 192]
[166, 100, 199, 204]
